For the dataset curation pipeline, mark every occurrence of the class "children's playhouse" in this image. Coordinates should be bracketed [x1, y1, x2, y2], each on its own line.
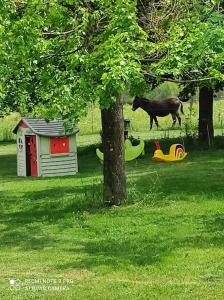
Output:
[13, 118, 79, 177]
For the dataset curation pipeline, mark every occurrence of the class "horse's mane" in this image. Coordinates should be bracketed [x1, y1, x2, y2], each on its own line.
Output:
[135, 97, 151, 102]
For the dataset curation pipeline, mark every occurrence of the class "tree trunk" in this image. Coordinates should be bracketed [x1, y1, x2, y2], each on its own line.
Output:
[198, 86, 214, 145]
[101, 94, 127, 206]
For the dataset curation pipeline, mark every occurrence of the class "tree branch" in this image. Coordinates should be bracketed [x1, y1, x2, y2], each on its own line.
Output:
[142, 70, 215, 84]
[40, 46, 84, 59]
[42, 29, 76, 37]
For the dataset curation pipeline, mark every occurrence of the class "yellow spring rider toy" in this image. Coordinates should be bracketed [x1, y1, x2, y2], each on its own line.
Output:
[152, 141, 187, 162]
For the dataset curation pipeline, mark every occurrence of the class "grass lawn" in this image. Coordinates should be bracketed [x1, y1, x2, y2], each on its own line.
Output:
[0, 141, 224, 299]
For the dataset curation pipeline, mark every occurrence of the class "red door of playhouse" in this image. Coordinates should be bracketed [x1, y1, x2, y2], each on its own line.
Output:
[26, 136, 37, 176]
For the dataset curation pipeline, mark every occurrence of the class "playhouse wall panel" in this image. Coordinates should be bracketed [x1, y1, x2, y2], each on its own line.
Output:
[40, 153, 78, 177]
[40, 135, 77, 154]
[16, 128, 26, 176]
[39, 136, 50, 155]
[69, 135, 77, 152]
[41, 159, 77, 167]
[41, 170, 77, 177]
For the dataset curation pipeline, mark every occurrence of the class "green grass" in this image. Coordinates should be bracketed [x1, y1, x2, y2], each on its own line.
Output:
[0, 141, 224, 299]
[2, 100, 224, 142]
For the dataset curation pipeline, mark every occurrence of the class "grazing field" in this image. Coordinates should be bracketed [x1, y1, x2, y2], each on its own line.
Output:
[1, 100, 224, 142]
[0, 142, 224, 299]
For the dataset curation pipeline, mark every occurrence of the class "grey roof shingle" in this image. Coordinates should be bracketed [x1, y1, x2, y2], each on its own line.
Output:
[13, 118, 79, 137]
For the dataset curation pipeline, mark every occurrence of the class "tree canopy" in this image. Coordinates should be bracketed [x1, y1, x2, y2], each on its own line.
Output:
[138, 0, 224, 98]
[0, 0, 148, 119]
[1, 1, 224, 115]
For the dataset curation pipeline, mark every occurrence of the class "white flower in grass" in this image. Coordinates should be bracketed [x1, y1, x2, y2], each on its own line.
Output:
[9, 279, 15, 285]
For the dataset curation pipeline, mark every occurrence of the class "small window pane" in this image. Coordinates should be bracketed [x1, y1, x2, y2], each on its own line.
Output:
[50, 137, 69, 154]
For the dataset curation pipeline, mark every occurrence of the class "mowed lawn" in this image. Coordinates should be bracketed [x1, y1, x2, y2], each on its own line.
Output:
[0, 142, 224, 299]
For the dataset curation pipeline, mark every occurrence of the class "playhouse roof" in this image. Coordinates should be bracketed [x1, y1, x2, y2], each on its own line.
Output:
[13, 118, 79, 137]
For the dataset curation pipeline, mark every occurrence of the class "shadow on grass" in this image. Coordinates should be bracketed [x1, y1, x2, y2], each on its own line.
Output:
[0, 154, 17, 178]
[56, 212, 224, 270]
[0, 183, 103, 249]
[0, 148, 103, 250]
[128, 151, 224, 200]
[0, 143, 224, 269]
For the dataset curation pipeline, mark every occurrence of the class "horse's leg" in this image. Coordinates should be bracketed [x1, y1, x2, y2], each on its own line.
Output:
[171, 113, 177, 127]
[149, 115, 153, 130]
[176, 112, 181, 126]
[154, 116, 159, 129]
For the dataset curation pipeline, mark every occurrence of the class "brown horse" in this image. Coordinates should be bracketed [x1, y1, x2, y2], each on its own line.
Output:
[132, 96, 184, 129]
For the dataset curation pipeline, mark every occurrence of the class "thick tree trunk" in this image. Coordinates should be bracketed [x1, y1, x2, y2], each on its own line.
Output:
[198, 86, 214, 144]
[101, 94, 127, 206]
